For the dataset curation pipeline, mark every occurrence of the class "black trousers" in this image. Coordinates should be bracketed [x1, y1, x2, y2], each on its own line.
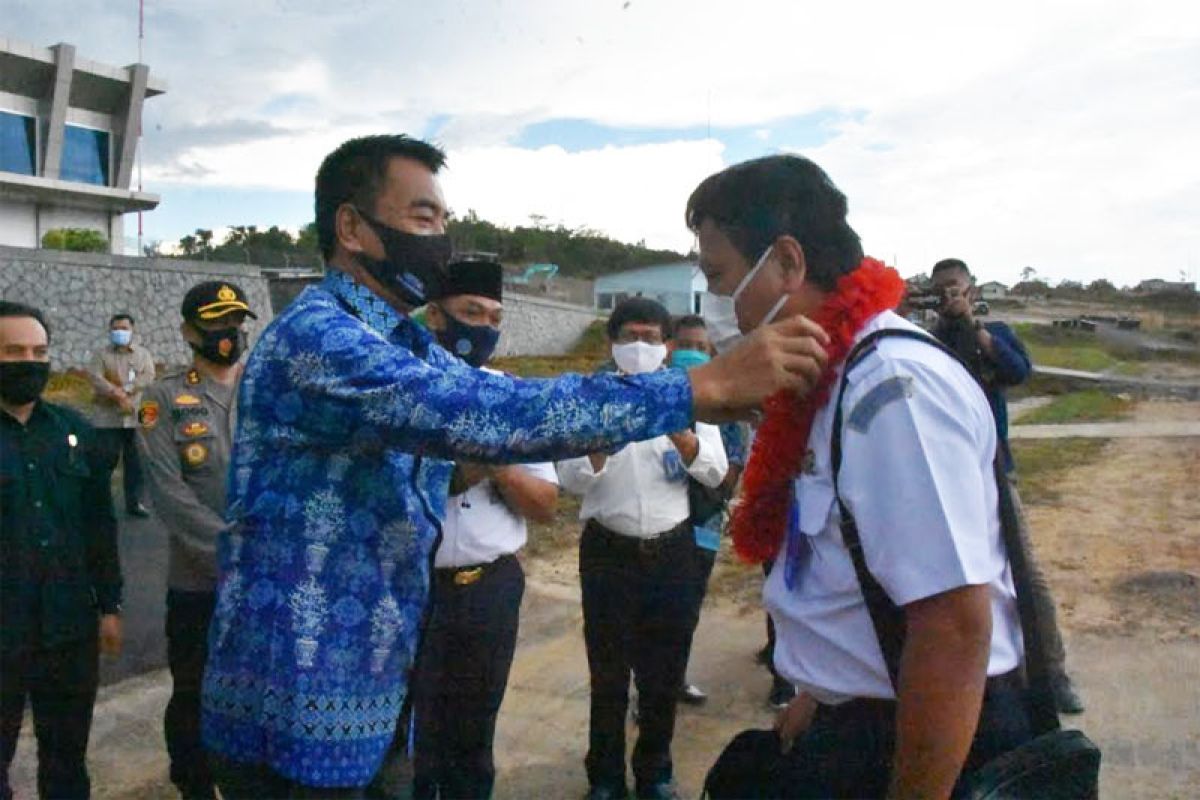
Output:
[705, 674, 1033, 799]
[0, 636, 99, 800]
[94, 427, 144, 510]
[579, 521, 704, 792]
[679, 543, 716, 682]
[165, 589, 216, 797]
[411, 554, 525, 800]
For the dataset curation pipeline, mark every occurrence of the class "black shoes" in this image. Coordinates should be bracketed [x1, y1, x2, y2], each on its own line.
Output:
[585, 784, 628, 800]
[636, 782, 682, 800]
[768, 679, 796, 710]
[678, 683, 708, 706]
[1052, 674, 1085, 715]
[127, 502, 150, 518]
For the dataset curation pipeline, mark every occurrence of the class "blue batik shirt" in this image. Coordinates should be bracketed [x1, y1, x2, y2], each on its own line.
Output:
[201, 270, 693, 787]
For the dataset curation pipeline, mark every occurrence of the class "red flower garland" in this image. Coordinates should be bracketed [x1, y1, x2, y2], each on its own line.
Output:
[730, 257, 907, 564]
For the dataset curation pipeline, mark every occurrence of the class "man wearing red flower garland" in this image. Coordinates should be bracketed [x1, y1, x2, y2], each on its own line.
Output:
[689, 155, 1032, 799]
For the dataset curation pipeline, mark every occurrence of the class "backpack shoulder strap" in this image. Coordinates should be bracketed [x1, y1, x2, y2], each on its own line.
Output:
[830, 326, 1060, 733]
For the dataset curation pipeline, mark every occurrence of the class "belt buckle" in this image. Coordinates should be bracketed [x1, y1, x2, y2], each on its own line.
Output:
[454, 567, 483, 586]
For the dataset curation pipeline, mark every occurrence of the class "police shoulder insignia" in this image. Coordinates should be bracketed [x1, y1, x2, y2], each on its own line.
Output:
[174, 393, 202, 406]
[182, 442, 209, 467]
[180, 420, 210, 438]
[847, 375, 913, 433]
[138, 400, 159, 429]
[186, 368, 201, 385]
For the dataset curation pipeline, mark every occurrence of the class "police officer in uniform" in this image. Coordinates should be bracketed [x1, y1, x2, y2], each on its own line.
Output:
[409, 258, 560, 799]
[137, 282, 257, 800]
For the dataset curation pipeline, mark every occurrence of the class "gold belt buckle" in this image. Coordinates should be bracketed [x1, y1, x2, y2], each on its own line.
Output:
[454, 567, 484, 586]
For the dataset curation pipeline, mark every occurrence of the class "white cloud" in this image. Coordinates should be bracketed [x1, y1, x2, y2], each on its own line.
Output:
[6, 0, 1199, 283]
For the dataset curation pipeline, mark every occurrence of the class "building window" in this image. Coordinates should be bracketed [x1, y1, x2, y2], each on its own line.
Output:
[693, 291, 703, 314]
[61, 125, 110, 186]
[0, 110, 37, 176]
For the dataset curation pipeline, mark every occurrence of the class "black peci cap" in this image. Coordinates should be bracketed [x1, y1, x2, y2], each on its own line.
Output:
[435, 257, 503, 303]
[181, 281, 259, 322]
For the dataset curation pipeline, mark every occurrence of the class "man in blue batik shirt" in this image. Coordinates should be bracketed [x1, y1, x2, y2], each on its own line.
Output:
[200, 135, 831, 796]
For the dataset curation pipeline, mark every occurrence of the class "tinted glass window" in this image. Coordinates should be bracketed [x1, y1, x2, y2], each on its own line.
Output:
[62, 125, 110, 185]
[0, 111, 36, 175]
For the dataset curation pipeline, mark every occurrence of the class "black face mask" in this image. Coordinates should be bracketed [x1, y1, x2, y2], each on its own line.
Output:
[434, 309, 501, 368]
[0, 360, 50, 406]
[355, 209, 452, 307]
[190, 324, 246, 366]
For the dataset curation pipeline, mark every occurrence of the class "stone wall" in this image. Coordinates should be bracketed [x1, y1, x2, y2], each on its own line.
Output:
[0, 246, 274, 368]
[495, 292, 602, 356]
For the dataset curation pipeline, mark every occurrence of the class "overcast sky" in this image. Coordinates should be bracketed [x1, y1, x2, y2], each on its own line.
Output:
[9, 0, 1200, 285]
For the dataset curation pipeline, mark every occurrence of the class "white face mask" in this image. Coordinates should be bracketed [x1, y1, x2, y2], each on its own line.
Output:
[611, 341, 668, 375]
[701, 245, 789, 354]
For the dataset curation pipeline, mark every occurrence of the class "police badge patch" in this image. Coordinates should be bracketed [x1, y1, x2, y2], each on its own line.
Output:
[138, 400, 159, 429]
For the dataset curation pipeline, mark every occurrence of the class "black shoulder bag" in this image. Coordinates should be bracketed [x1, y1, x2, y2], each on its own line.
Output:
[831, 328, 1101, 799]
[687, 424, 733, 526]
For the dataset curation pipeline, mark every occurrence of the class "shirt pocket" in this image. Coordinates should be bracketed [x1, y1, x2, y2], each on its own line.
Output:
[795, 474, 836, 537]
[791, 475, 859, 595]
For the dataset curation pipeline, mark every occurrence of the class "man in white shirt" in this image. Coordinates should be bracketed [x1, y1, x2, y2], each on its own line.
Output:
[410, 258, 560, 800]
[85, 313, 156, 517]
[559, 298, 728, 800]
[688, 155, 1033, 798]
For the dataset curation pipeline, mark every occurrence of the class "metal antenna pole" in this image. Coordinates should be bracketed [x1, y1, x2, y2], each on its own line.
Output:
[136, 0, 144, 255]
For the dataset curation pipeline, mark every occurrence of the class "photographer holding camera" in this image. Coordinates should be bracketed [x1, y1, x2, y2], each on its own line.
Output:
[930, 258, 1083, 714]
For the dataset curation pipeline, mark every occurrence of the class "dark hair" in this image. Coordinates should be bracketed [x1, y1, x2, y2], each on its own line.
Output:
[110, 313, 135, 327]
[932, 258, 973, 280]
[673, 314, 706, 336]
[314, 134, 447, 259]
[607, 297, 672, 340]
[686, 154, 864, 290]
[0, 300, 51, 343]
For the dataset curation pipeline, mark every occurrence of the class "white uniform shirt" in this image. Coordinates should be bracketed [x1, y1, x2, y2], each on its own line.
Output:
[557, 422, 728, 539]
[434, 461, 559, 569]
[764, 311, 1023, 704]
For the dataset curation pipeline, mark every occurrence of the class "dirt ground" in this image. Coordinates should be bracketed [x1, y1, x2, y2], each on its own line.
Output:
[511, 399, 1200, 798]
[11, 404, 1197, 799]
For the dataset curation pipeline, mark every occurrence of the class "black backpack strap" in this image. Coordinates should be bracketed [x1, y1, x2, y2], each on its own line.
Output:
[830, 327, 1060, 735]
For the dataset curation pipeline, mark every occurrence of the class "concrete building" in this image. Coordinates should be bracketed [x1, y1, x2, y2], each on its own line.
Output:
[979, 280, 1009, 299]
[0, 37, 164, 254]
[593, 261, 705, 316]
[1134, 278, 1196, 294]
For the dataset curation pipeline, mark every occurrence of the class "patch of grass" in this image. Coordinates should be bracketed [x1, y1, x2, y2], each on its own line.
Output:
[1013, 323, 1142, 375]
[1014, 390, 1135, 425]
[1011, 438, 1109, 505]
[43, 371, 94, 410]
[491, 354, 605, 378]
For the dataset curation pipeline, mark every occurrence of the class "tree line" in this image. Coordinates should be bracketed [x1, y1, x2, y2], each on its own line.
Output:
[151, 211, 688, 276]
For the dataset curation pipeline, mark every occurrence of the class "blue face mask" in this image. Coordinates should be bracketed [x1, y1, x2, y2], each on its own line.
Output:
[670, 349, 711, 370]
[436, 309, 500, 368]
[110, 329, 133, 347]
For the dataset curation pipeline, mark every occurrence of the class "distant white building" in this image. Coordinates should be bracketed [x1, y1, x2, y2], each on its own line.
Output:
[1134, 278, 1195, 294]
[979, 280, 1009, 299]
[593, 262, 706, 316]
[0, 37, 164, 254]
